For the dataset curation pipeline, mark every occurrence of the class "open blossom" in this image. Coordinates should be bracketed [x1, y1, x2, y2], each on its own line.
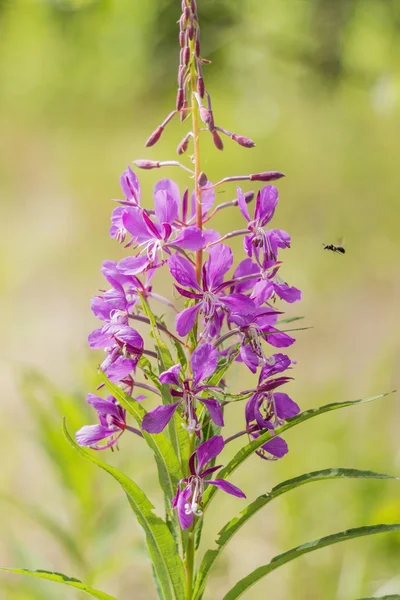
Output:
[245, 357, 300, 433]
[76, 394, 128, 450]
[237, 185, 291, 263]
[88, 324, 144, 383]
[169, 245, 255, 338]
[142, 344, 224, 434]
[173, 435, 245, 529]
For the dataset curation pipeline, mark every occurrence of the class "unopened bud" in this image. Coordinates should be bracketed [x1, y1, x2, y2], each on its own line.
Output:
[133, 159, 160, 170]
[187, 23, 194, 39]
[199, 106, 213, 128]
[197, 76, 205, 98]
[179, 31, 185, 48]
[177, 134, 191, 155]
[249, 171, 285, 182]
[180, 100, 189, 122]
[191, 0, 197, 13]
[183, 46, 191, 66]
[232, 134, 256, 148]
[195, 38, 201, 57]
[182, 188, 189, 222]
[181, 0, 187, 10]
[212, 129, 224, 151]
[183, 6, 190, 20]
[176, 88, 185, 111]
[178, 65, 185, 87]
[198, 171, 208, 187]
[145, 126, 164, 148]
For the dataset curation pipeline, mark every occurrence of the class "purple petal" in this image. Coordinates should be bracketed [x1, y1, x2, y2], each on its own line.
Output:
[86, 394, 122, 419]
[159, 364, 181, 386]
[260, 436, 288, 459]
[196, 435, 224, 473]
[142, 402, 180, 433]
[274, 392, 300, 419]
[237, 186, 251, 222]
[176, 304, 201, 336]
[88, 327, 110, 349]
[76, 424, 114, 446]
[274, 281, 302, 303]
[122, 207, 150, 241]
[219, 293, 255, 315]
[190, 182, 215, 217]
[260, 354, 291, 380]
[233, 258, 260, 293]
[207, 479, 246, 498]
[173, 226, 205, 250]
[203, 228, 221, 244]
[176, 483, 194, 530]
[168, 254, 200, 290]
[265, 328, 295, 348]
[154, 189, 179, 225]
[198, 398, 224, 427]
[115, 326, 144, 352]
[191, 343, 218, 384]
[117, 255, 149, 276]
[251, 280, 274, 306]
[206, 245, 233, 290]
[239, 344, 259, 373]
[255, 185, 278, 227]
[120, 166, 140, 204]
[102, 356, 137, 382]
[154, 178, 181, 206]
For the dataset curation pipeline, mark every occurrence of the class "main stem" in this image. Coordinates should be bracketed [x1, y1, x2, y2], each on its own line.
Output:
[191, 57, 203, 284]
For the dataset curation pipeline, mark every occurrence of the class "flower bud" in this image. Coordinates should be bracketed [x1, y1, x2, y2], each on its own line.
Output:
[183, 46, 191, 66]
[191, 0, 197, 13]
[177, 134, 191, 155]
[249, 171, 285, 182]
[180, 100, 189, 122]
[197, 76, 205, 98]
[179, 31, 185, 48]
[133, 159, 160, 170]
[232, 133, 256, 148]
[182, 188, 189, 222]
[195, 38, 201, 57]
[183, 6, 190, 20]
[199, 106, 213, 128]
[198, 171, 208, 187]
[176, 88, 185, 111]
[212, 129, 224, 151]
[187, 23, 194, 40]
[145, 126, 164, 148]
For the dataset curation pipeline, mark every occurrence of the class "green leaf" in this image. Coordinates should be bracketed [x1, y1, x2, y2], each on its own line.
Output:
[207, 348, 240, 387]
[222, 524, 400, 600]
[277, 316, 304, 324]
[201, 392, 392, 512]
[193, 468, 397, 600]
[140, 295, 175, 371]
[138, 355, 162, 391]
[0, 568, 116, 600]
[64, 422, 186, 600]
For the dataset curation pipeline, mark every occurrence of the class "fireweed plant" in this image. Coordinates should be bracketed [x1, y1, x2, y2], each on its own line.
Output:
[3, 3, 399, 600]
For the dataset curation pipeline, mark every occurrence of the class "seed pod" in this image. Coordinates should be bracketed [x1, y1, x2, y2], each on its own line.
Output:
[249, 171, 285, 182]
[232, 134, 256, 148]
[211, 129, 224, 151]
[145, 126, 164, 148]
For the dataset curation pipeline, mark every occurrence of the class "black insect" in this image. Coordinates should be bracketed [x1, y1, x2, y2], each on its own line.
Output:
[323, 242, 345, 254]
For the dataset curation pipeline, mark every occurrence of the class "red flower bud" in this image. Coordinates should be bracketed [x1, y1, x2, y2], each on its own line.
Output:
[199, 106, 213, 128]
[212, 129, 224, 151]
[249, 171, 285, 182]
[183, 46, 191, 66]
[232, 134, 256, 148]
[187, 23, 194, 40]
[179, 31, 185, 48]
[198, 171, 208, 187]
[180, 100, 189, 122]
[195, 38, 201, 57]
[177, 134, 191, 155]
[145, 126, 164, 148]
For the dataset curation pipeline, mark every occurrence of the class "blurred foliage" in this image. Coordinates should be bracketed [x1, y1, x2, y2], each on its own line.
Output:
[1, 0, 400, 599]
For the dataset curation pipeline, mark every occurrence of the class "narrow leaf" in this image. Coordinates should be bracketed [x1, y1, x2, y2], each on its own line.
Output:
[222, 524, 400, 600]
[207, 348, 240, 387]
[140, 295, 175, 371]
[64, 421, 186, 600]
[202, 392, 392, 512]
[193, 468, 397, 600]
[0, 568, 116, 600]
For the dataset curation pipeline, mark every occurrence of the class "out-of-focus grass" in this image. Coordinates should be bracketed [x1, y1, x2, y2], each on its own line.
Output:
[1, 1, 400, 599]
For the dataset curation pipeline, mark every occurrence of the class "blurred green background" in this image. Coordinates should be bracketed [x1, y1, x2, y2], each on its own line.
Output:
[1, 0, 400, 598]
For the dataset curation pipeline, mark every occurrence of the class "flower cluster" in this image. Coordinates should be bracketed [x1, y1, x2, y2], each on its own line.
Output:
[77, 0, 302, 529]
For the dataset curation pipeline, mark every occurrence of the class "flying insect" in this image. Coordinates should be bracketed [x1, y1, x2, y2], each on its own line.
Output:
[323, 239, 345, 254]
